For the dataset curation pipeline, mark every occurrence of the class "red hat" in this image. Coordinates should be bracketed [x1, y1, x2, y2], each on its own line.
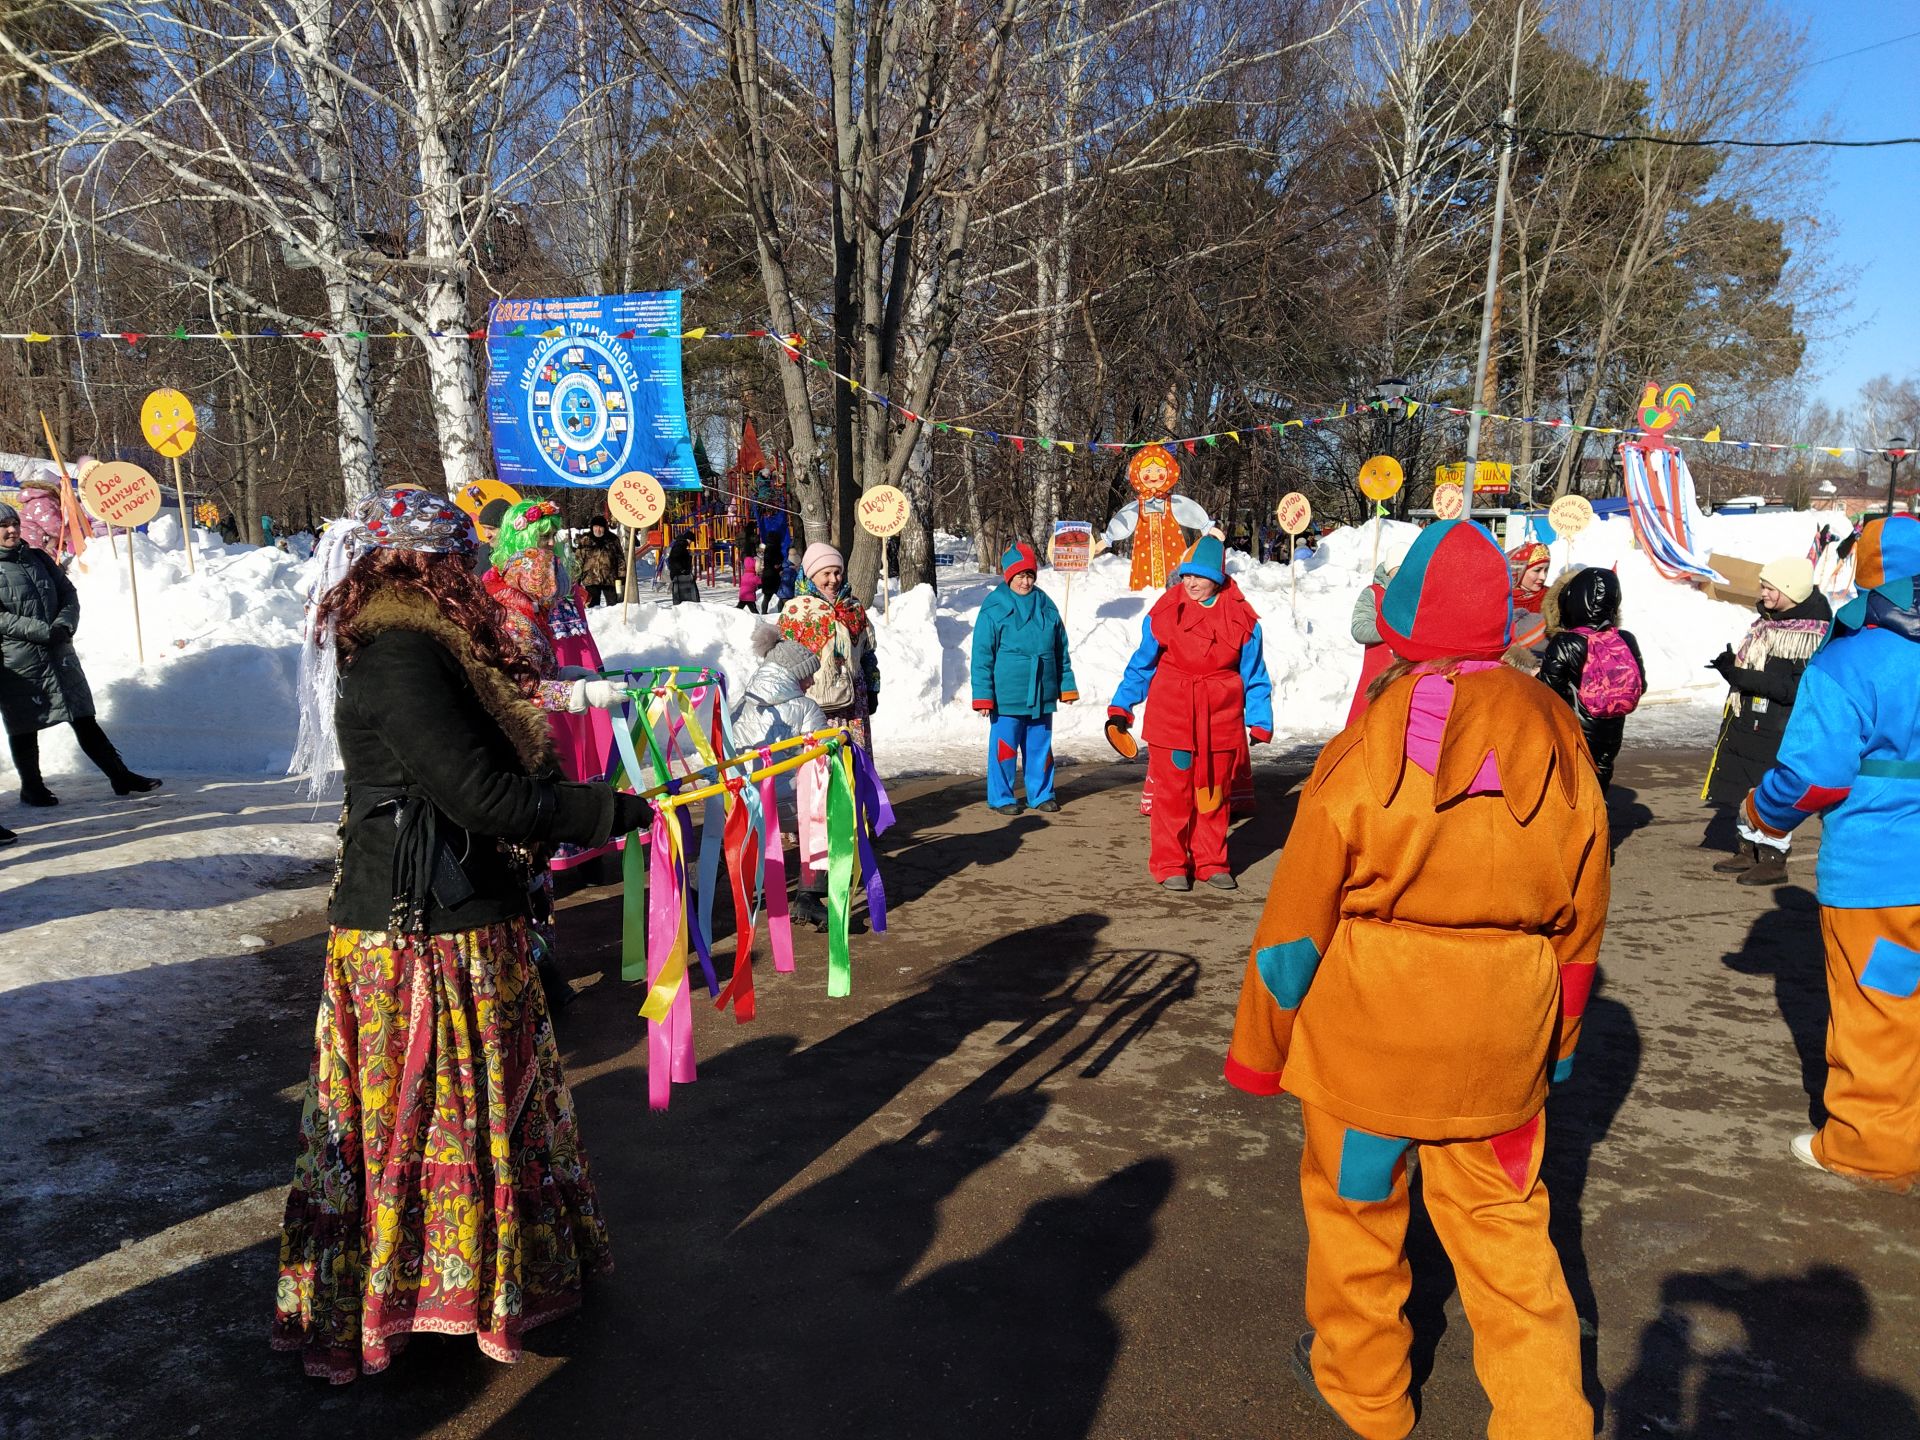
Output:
[1379, 521, 1514, 662]
[1001, 541, 1038, 580]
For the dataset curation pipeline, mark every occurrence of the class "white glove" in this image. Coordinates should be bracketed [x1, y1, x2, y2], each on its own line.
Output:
[567, 678, 627, 712]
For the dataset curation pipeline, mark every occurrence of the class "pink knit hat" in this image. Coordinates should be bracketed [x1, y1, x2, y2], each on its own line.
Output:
[802, 541, 845, 580]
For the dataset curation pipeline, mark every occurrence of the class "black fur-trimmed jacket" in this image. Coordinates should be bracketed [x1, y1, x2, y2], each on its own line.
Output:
[329, 588, 637, 933]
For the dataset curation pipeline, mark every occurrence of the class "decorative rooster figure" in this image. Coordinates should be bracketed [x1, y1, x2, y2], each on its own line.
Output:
[1636, 381, 1696, 452]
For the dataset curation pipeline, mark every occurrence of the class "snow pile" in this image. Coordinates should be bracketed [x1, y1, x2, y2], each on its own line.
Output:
[8, 510, 1829, 782]
[0, 523, 311, 783]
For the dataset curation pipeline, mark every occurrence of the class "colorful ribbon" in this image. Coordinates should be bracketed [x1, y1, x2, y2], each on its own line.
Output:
[825, 743, 857, 998]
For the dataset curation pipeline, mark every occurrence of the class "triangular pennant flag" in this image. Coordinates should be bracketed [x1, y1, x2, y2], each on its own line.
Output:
[1038, 437, 1053, 450]
[1227, 431, 1240, 444]
[1203, 435, 1217, 448]
[1059, 441, 1075, 454]
[1182, 440, 1197, 455]
[1407, 401, 1420, 417]
[1011, 436, 1025, 453]
[171, 325, 188, 340]
[23, 332, 50, 343]
[1703, 426, 1721, 442]
[683, 327, 706, 340]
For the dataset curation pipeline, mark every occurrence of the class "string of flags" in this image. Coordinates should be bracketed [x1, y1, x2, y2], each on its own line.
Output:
[3, 319, 1906, 459]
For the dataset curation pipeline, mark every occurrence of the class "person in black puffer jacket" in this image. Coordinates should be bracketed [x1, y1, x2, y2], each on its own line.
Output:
[1537, 567, 1646, 791]
[1702, 556, 1832, 884]
[667, 531, 700, 604]
[0, 500, 160, 810]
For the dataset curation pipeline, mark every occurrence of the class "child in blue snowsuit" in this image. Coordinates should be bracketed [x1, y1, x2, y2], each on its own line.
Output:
[1744, 514, 1920, 1190]
[972, 542, 1077, 814]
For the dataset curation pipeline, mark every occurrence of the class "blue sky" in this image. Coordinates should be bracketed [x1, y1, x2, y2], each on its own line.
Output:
[1787, 5, 1920, 406]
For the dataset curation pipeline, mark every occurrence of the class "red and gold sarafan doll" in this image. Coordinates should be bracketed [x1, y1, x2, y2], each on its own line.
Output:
[1103, 443, 1213, 591]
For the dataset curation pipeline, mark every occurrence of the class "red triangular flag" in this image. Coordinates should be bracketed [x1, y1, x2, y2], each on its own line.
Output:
[1182, 440, 1197, 456]
[1011, 436, 1025, 453]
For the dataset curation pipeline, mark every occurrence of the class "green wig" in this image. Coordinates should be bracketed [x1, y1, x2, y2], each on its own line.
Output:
[489, 498, 565, 569]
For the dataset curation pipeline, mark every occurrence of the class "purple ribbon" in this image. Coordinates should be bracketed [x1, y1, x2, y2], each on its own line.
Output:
[850, 746, 894, 935]
[678, 806, 720, 997]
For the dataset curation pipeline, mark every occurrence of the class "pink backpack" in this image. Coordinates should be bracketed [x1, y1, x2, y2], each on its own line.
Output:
[1573, 627, 1644, 718]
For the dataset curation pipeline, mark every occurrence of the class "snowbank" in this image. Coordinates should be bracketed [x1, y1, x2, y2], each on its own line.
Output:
[1, 524, 309, 783]
[6, 510, 1822, 782]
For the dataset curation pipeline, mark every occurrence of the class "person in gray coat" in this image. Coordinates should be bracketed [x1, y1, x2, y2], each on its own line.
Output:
[0, 502, 160, 809]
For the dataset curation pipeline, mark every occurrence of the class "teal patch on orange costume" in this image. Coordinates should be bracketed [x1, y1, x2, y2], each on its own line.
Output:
[1336, 1129, 1409, 1203]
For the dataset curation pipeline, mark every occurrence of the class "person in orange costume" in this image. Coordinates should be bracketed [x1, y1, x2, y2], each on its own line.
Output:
[1225, 519, 1609, 1440]
[1107, 535, 1273, 891]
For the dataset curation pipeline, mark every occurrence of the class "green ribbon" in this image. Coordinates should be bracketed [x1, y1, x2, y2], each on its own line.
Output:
[621, 817, 648, 982]
[825, 743, 856, 998]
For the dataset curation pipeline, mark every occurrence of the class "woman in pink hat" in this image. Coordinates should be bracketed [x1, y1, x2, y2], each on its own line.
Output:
[796, 541, 881, 753]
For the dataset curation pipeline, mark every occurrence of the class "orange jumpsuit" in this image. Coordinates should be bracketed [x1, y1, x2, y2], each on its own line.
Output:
[1227, 666, 1608, 1440]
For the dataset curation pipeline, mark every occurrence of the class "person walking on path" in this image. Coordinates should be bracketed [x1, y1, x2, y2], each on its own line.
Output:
[667, 532, 700, 605]
[759, 537, 784, 613]
[737, 547, 762, 611]
[972, 542, 1078, 816]
[1226, 518, 1607, 1440]
[273, 486, 646, 1383]
[1537, 566, 1647, 792]
[573, 516, 623, 607]
[0, 501, 160, 809]
[1106, 535, 1272, 891]
[1742, 515, 1920, 1190]
[1702, 556, 1832, 885]
[796, 542, 881, 754]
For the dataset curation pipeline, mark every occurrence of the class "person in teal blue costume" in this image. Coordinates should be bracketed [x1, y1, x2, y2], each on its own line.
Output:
[971, 541, 1078, 815]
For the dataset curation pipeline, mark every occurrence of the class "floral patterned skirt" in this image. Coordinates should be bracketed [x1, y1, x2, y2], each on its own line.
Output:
[271, 922, 612, 1383]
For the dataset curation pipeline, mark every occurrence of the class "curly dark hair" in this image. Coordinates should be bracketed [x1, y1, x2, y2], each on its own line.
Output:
[315, 547, 541, 693]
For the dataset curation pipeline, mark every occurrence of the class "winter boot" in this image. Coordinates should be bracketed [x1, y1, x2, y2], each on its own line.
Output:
[1739, 848, 1790, 887]
[1290, 1333, 1336, 1418]
[989, 802, 1022, 817]
[1031, 798, 1060, 814]
[1713, 843, 1757, 875]
[9, 734, 56, 806]
[0, 824, 16, 848]
[111, 772, 164, 796]
[1203, 871, 1239, 890]
[1158, 875, 1192, 892]
[791, 891, 830, 930]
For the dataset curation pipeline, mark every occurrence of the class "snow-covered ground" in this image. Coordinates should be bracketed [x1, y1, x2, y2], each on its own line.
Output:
[0, 506, 1829, 788]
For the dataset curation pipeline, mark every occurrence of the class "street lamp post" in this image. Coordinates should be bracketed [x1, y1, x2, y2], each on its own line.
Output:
[1372, 376, 1410, 516]
[1888, 437, 1911, 519]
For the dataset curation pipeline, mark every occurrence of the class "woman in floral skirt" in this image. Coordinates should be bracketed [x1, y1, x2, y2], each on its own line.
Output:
[273, 487, 645, 1382]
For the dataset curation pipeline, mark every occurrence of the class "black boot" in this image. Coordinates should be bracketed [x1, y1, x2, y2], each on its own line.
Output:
[1739, 847, 1790, 886]
[10, 733, 57, 807]
[1713, 842, 1756, 874]
[72, 717, 161, 796]
[791, 891, 829, 931]
[0, 824, 16, 848]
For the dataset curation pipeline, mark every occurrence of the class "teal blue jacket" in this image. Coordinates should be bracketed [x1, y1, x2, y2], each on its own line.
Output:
[971, 584, 1076, 718]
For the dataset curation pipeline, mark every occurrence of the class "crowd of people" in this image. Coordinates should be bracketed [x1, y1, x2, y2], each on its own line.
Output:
[6, 477, 1911, 1435]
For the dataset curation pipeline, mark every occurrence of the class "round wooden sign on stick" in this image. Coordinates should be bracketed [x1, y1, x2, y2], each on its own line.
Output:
[857, 484, 911, 538]
[81, 461, 164, 528]
[1276, 492, 1313, 536]
[453, 477, 522, 523]
[1548, 493, 1595, 538]
[1431, 482, 1465, 521]
[141, 388, 198, 458]
[1358, 455, 1404, 501]
[606, 471, 667, 530]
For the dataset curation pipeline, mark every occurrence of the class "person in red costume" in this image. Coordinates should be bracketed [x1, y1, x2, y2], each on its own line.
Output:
[1107, 535, 1273, 891]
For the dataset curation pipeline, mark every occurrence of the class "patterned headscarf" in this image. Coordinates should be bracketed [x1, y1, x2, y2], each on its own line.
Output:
[356, 486, 478, 555]
[779, 595, 836, 655]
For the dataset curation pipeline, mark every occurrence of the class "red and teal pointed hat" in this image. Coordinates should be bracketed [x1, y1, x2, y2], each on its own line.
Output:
[1835, 514, 1920, 632]
[1379, 520, 1514, 661]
